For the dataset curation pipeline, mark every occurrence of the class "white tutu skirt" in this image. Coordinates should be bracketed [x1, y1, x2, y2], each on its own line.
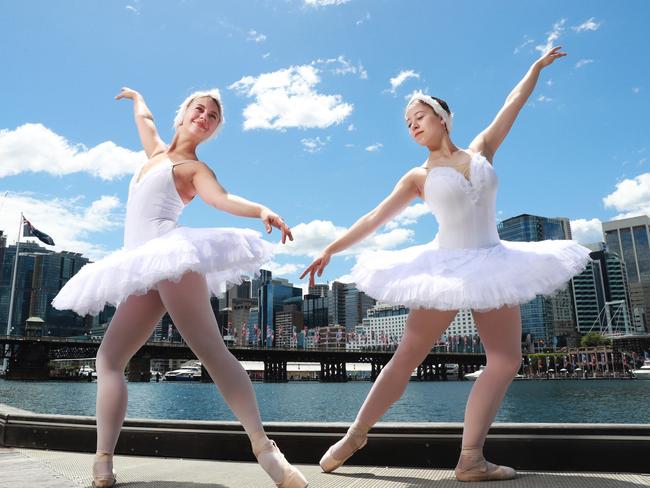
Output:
[52, 227, 274, 316]
[351, 238, 591, 311]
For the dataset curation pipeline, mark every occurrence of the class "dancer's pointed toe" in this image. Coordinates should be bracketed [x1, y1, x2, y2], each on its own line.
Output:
[92, 453, 117, 487]
[319, 425, 368, 473]
[253, 437, 308, 488]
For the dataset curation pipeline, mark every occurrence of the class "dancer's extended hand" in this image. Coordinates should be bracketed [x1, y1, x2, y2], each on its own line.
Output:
[300, 251, 331, 288]
[536, 46, 567, 69]
[115, 87, 141, 101]
[261, 208, 293, 244]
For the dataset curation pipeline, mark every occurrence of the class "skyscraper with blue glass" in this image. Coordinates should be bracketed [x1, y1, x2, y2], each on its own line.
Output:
[603, 215, 650, 332]
[497, 214, 577, 347]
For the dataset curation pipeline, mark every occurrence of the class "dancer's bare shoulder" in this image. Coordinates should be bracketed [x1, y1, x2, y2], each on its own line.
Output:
[407, 166, 429, 199]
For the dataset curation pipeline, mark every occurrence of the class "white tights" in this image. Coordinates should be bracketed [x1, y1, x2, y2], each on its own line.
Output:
[332, 305, 522, 461]
[95, 272, 266, 454]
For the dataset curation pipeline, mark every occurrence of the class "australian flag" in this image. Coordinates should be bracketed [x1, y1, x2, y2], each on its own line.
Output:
[22, 216, 55, 246]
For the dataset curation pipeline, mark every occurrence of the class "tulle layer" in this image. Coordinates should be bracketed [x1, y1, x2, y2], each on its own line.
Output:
[351, 238, 591, 311]
[52, 227, 274, 316]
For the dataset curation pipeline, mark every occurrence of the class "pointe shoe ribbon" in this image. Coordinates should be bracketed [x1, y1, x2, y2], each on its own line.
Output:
[319, 425, 368, 473]
[252, 438, 309, 488]
[92, 454, 116, 488]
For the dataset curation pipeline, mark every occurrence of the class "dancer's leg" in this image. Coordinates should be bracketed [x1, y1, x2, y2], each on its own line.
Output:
[456, 305, 521, 479]
[328, 308, 457, 464]
[94, 290, 166, 481]
[157, 272, 306, 486]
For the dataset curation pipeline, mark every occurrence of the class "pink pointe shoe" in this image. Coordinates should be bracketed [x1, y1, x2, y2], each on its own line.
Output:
[252, 438, 308, 488]
[454, 448, 516, 482]
[319, 425, 368, 473]
[92, 452, 116, 487]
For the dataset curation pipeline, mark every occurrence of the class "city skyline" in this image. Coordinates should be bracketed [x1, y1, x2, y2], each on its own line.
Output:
[2, 2, 649, 291]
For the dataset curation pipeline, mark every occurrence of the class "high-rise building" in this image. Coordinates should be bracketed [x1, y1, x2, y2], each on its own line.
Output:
[308, 284, 329, 297]
[274, 303, 304, 348]
[0, 240, 94, 337]
[358, 303, 409, 349]
[603, 215, 650, 331]
[328, 281, 376, 331]
[497, 213, 578, 346]
[258, 277, 302, 346]
[572, 242, 633, 336]
[444, 309, 477, 339]
[303, 294, 328, 330]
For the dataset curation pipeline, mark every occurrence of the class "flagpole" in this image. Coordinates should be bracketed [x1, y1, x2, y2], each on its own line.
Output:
[3, 213, 23, 373]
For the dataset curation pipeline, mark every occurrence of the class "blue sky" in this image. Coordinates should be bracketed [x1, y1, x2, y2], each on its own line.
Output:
[1, 1, 649, 291]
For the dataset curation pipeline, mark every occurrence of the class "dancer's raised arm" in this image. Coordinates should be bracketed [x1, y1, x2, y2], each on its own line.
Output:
[192, 163, 293, 243]
[469, 46, 567, 161]
[300, 168, 421, 286]
[115, 87, 167, 158]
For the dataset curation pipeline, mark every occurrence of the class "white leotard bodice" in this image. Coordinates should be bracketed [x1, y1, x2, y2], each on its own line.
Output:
[123, 159, 186, 250]
[424, 151, 500, 250]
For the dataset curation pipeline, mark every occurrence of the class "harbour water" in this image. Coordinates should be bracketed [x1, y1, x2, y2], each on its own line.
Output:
[1, 379, 649, 424]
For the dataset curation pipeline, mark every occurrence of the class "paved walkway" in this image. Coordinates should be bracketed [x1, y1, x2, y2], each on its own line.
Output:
[1, 447, 649, 487]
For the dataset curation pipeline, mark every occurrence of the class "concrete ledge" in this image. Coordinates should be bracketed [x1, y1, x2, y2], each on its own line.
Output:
[1, 404, 649, 473]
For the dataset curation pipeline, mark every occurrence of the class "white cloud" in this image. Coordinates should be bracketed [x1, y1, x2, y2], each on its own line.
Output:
[537, 95, 553, 103]
[365, 143, 383, 152]
[546, 79, 554, 86]
[313, 56, 367, 79]
[514, 37, 534, 55]
[0, 192, 123, 260]
[633, 87, 641, 94]
[603, 173, 650, 219]
[262, 52, 271, 59]
[273, 219, 414, 258]
[301, 136, 329, 153]
[264, 260, 305, 276]
[356, 12, 370, 26]
[572, 17, 601, 33]
[125, 5, 139, 14]
[347, 124, 355, 131]
[304, 0, 351, 6]
[384, 203, 430, 230]
[536, 18, 566, 54]
[389, 70, 420, 94]
[575, 59, 594, 69]
[229, 65, 353, 130]
[0, 124, 143, 180]
[247, 29, 267, 43]
[570, 218, 604, 244]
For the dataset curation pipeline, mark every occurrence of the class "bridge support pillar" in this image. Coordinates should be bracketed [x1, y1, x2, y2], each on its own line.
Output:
[320, 361, 347, 382]
[264, 360, 287, 383]
[127, 355, 151, 382]
[370, 359, 388, 381]
[5, 343, 50, 380]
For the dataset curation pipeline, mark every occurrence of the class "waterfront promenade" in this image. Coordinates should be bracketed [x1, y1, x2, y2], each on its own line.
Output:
[2, 446, 650, 487]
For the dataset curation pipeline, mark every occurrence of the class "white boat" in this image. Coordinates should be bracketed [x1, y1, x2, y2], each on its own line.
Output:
[464, 366, 485, 381]
[78, 365, 97, 379]
[162, 362, 202, 382]
[631, 359, 650, 380]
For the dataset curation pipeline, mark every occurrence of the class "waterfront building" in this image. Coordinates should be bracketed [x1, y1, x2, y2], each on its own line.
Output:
[329, 281, 376, 331]
[0, 240, 95, 337]
[308, 283, 328, 297]
[603, 215, 650, 332]
[444, 309, 477, 339]
[258, 275, 302, 346]
[303, 294, 328, 330]
[314, 324, 346, 349]
[247, 306, 260, 346]
[572, 242, 633, 336]
[497, 213, 578, 347]
[359, 303, 409, 349]
[274, 303, 304, 348]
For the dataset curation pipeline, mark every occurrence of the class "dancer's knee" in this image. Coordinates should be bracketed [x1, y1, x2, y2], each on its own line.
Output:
[96, 346, 128, 373]
[487, 354, 521, 378]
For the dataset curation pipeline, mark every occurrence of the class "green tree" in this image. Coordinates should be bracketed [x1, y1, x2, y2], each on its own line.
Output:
[580, 332, 612, 347]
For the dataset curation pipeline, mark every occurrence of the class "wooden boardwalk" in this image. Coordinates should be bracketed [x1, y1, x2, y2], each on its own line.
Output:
[1, 447, 649, 487]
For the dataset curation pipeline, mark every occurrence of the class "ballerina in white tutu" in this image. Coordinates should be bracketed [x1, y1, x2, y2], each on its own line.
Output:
[53, 87, 307, 488]
[302, 46, 590, 481]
